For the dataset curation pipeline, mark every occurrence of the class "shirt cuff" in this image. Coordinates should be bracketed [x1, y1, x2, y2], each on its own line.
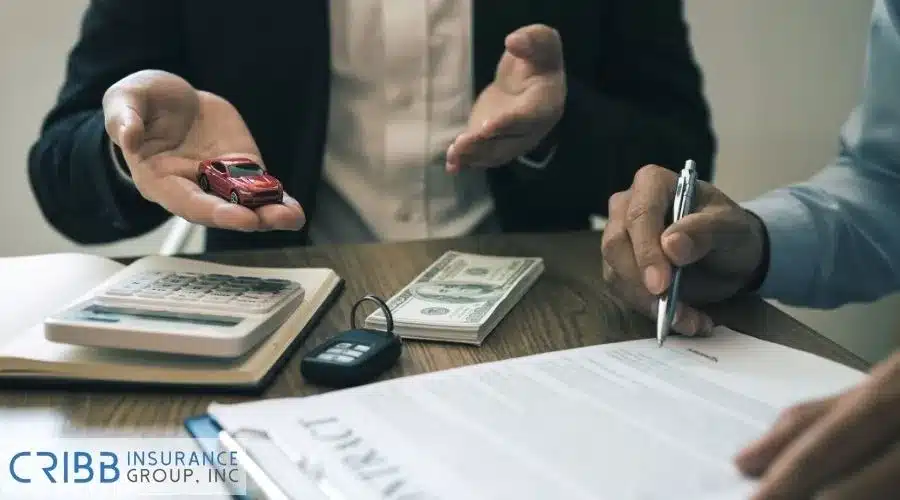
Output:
[740, 192, 819, 303]
[107, 135, 134, 184]
[516, 144, 558, 169]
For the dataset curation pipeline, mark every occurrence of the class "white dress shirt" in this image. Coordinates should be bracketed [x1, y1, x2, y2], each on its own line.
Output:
[110, 0, 527, 245]
[309, 0, 496, 244]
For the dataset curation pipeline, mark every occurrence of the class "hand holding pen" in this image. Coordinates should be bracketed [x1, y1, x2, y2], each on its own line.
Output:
[657, 160, 698, 346]
[600, 162, 770, 338]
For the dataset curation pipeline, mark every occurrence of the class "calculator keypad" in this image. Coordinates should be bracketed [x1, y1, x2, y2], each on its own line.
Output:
[316, 342, 370, 364]
[97, 271, 303, 313]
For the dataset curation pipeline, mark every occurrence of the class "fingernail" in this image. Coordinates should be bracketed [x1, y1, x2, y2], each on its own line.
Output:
[643, 266, 665, 295]
[665, 233, 695, 262]
[513, 32, 534, 54]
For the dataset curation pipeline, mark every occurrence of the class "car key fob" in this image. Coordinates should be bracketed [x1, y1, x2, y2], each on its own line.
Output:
[300, 294, 402, 388]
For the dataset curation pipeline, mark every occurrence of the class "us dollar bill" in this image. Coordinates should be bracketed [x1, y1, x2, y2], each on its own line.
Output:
[367, 251, 544, 328]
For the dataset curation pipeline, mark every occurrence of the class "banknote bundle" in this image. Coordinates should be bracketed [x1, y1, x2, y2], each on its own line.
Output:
[364, 251, 544, 344]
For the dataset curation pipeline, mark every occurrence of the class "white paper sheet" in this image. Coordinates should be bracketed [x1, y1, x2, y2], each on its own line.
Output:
[0, 253, 123, 346]
[209, 327, 867, 500]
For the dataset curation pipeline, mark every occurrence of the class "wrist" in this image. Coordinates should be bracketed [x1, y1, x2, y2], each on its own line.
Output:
[739, 209, 771, 294]
[518, 120, 560, 169]
[106, 135, 134, 183]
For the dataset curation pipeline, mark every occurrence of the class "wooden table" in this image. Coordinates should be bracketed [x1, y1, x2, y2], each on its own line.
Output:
[0, 231, 869, 438]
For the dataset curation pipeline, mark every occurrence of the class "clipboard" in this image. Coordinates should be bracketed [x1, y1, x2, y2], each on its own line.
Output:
[184, 414, 348, 500]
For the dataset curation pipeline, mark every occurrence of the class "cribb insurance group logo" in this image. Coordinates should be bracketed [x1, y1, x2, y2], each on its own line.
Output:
[1, 437, 247, 497]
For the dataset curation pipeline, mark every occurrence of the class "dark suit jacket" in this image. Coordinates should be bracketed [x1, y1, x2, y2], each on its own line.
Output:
[28, 0, 715, 252]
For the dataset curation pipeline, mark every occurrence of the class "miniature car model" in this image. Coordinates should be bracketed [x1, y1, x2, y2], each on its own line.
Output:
[197, 157, 284, 207]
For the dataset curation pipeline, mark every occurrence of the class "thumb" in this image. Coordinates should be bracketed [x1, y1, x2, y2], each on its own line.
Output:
[661, 211, 732, 267]
[504, 24, 564, 73]
[103, 89, 146, 153]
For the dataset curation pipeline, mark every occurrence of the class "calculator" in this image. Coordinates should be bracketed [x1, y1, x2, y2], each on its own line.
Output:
[44, 267, 305, 358]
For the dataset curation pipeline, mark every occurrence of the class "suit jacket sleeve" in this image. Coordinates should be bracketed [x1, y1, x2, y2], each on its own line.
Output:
[515, 0, 716, 218]
[27, 0, 180, 244]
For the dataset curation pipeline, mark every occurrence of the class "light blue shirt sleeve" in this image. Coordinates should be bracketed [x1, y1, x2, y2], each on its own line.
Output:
[740, 0, 900, 309]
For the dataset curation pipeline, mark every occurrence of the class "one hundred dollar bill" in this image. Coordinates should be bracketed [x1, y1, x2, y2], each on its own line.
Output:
[366, 251, 544, 329]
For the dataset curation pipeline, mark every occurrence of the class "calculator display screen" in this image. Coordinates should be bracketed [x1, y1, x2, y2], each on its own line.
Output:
[73, 304, 242, 327]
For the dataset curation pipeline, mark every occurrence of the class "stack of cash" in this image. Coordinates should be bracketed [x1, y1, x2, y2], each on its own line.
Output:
[364, 251, 544, 345]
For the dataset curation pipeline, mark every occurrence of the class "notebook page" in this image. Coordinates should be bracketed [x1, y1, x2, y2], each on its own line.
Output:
[208, 327, 866, 500]
[2, 255, 336, 376]
[0, 253, 123, 347]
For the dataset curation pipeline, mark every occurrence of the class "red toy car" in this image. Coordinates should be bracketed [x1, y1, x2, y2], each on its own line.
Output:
[197, 157, 284, 207]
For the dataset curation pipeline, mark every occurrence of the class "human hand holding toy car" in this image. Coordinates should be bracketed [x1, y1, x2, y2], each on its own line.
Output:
[197, 156, 285, 208]
[102, 70, 305, 232]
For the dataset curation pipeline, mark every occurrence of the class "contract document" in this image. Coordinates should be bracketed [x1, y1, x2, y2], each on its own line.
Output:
[200, 327, 867, 499]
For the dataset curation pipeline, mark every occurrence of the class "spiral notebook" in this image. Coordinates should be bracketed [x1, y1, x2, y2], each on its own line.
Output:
[185, 327, 866, 499]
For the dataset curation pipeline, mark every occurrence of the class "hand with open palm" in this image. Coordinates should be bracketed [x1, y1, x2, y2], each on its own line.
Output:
[445, 24, 566, 172]
[102, 70, 305, 232]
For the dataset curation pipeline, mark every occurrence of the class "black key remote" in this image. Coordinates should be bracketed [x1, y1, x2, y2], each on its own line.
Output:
[300, 295, 401, 388]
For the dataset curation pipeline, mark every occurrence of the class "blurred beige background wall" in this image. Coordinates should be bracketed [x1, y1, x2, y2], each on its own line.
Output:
[1, 0, 896, 362]
[0, 0, 202, 258]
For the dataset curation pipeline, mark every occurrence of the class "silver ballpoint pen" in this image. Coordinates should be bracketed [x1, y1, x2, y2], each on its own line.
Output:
[657, 159, 698, 347]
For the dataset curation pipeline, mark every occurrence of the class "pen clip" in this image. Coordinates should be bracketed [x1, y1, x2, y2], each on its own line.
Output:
[673, 163, 698, 222]
[672, 177, 686, 222]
